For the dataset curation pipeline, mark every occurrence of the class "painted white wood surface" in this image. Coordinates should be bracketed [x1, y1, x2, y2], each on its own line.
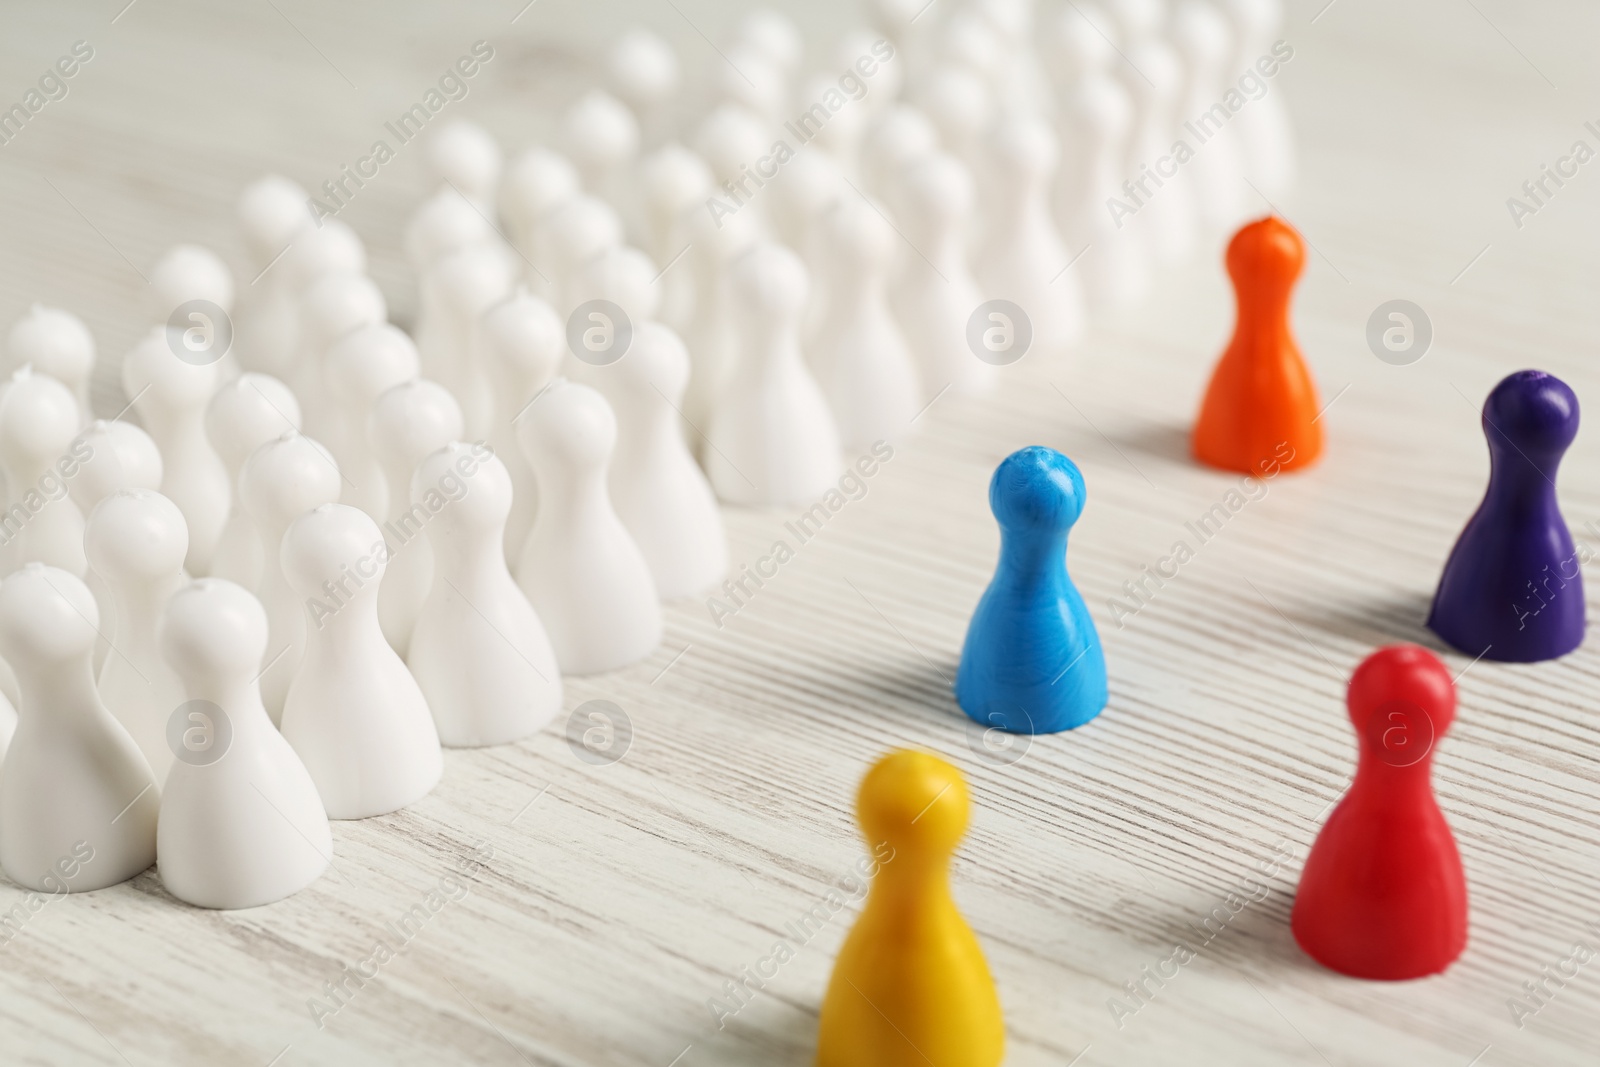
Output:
[0, 2, 1597, 1065]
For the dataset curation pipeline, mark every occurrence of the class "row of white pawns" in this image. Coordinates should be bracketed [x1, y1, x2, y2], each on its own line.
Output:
[0, 0, 1294, 912]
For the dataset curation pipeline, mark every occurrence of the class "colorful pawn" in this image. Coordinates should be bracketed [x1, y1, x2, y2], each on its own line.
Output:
[816, 750, 1003, 1067]
[955, 447, 1107, 734]
[1192, 216, 1322, 474]
[1428, 370, 1583, 662]
[1292, 644, 1468, 979]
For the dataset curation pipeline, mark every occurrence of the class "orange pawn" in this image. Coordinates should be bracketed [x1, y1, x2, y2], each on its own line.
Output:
[1192, 216, 1322, 474]
[816, 751, 1003, 1067]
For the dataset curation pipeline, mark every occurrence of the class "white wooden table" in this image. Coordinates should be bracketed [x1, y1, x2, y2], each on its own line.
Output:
[1, 1, 1597, 1064]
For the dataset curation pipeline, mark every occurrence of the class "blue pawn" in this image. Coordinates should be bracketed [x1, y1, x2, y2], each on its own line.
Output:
[956, 447, 1107, 734]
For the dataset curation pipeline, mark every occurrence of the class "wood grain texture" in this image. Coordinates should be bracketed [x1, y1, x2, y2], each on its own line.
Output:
[1, 1, 1598, 1065]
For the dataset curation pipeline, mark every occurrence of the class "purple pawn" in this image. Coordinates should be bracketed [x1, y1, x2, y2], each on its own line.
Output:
[1428, 370, 1584, 662]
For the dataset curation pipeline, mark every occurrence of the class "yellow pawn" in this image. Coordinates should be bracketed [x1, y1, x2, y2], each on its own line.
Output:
[816, 750, 1004, 1067]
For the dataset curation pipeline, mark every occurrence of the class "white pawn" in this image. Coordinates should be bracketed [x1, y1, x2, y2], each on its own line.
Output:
[236, 175, 313, 375]
[238, 432, 341, 724]
[638, 144, 712, 334]
[707, 243, 842, 505]
[7, 306, 95, 425]
[796, 72, 869, 177]
[1221, 0, 1294, 197]
[891, 152, 995, 396]
[369, 380, 463, 657]
[609, 322, 728, 600]
[606, 27, 681, 147]
[738, 10, 805, 77]
[406, 190, 496, 379]
[122, 328, 229, 575]
[409, 445, 561, 746]
[66, 420, 164, 671]
[0, 687, 14, 764]
[565, 245, 658, 383]
[1172, 0, 1248, 234]
[693, 104, 774, 233]
[681, 202, 759, 432]
[205, 374, 301, 589]
[323, 324, 420, 521]
[432, 244, 516, 440]
[85, 489, 188, 784]
[157, 578, 331, 909]
[1121, 38, 1198, 265]
[146, 245, 235, 325]
[917, 65, 995, 178]
[293, 272, 388, 445]
[516, 380, 661, 674]
[561, 90, 642, 225]
[272, 220, 367, 379]
[499, 148, 580, 286]
[1058, 72, 1149, 310]
[808, 199, 921, 449]
[0, 564, 158, 891]
[975, 115, 1087, 356]
[0, 367, 87, 576]
[423, 119, 502, 212]
[860, 104, 940, 205]
[541, 195, 625, 318]
[767, 146, 844, 270]
[280, 505, 442, 819]
[716, 44, 789, 128]
[482, 291, 563, 556]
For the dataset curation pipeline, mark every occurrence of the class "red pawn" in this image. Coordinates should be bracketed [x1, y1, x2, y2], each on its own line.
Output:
[1291, 645, 1468, 980]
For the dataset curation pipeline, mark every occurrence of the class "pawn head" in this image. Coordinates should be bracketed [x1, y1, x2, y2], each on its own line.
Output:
[122, 327, 220, 409]
[615, 322, 690, 402]
[281, 503, 387, 599]
[1226, 215, 1304, 291]
[414, 443, 512, 528]
[300, 273, 386, 355]
[561, 90, 641, 175]
[205, 373, 302, 472]
[239, 432, 342, 528]
[731, 243, 809, 318]
[370, 380, 464, 467]
[84, 489, 189, 582]
[160, 578, 270, 681]
[237, 174, 311, 262]
[1347, 644, 1455, 767]
[499, 148, 579, 236]
[606, 27, 680, 108]
[858, 749, 971, 860]
[148, 244, 234, 319]
[8, 305, 95, 388]
[434, 243, 517, 320]
[405, 189, 493, 270]
[69, 420, 164, 510]
[989, 446, 1086, 533]
[0, 367, 80, 462]
[0, 563, 99, 665]
[1483, 369, 1579, 461]
[640, 144, 712, 217]
[423, 119, 502, 202]
[483, 291, 563, 378]
[282, 220, 367, 296]
[517, 380, 616, 473]
[324, 324, 421, 407]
